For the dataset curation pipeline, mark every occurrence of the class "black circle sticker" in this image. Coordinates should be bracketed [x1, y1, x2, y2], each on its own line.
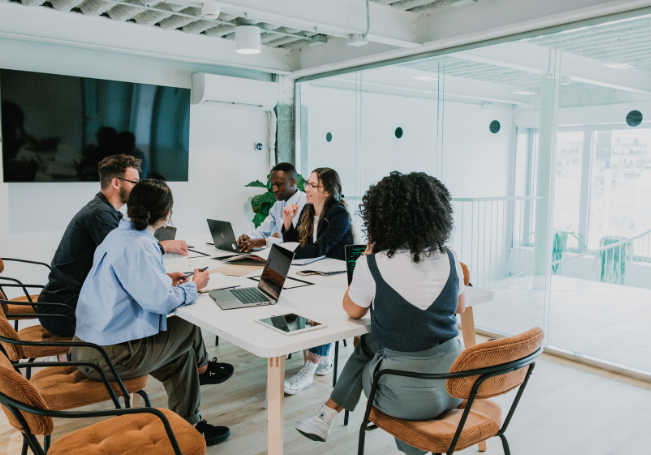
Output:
[395, 127, 403, 139]
[626, 110, 643, 127]
[326, 132, 332, 142]
[489, 120, 501, 134]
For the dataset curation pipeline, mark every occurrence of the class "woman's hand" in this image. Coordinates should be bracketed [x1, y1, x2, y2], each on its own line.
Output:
[168, 272, 188, 287]
[192, 268, 210, 290]
[282, 204, 299, 230]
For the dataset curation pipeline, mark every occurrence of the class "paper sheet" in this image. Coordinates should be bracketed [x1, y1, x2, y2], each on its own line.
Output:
[199, 273, 248, 293]
[210, 264, 264, 277]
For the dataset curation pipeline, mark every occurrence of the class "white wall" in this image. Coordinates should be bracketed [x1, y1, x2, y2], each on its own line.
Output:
[0, 38, 273, 291]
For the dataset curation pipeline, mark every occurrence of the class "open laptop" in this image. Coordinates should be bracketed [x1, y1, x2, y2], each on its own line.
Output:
[207, 219, 240, 253]
[345, 244, 367, 285]
[208, 244, 295, 310]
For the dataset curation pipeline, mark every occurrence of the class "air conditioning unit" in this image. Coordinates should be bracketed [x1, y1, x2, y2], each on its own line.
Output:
[191, 73, 278, 110]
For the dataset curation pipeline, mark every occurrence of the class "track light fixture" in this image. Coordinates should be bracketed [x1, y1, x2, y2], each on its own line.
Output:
[201, 2, 220, 20]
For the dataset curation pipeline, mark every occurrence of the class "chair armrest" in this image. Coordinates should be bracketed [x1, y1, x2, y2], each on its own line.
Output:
[2, 258, 51, 271]
[0, 332, 132, 407]
[0, 397, 183, 455]
[1, 307, 75, 332]
[13, 361, 121, 408]
[0, 277, 38, 302]
[0, 283, 45, 289]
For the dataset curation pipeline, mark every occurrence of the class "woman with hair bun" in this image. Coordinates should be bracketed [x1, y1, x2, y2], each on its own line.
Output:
[281, 167, 354, 394]
[72, 179, 234, 447]
[293, 172, 466, 455]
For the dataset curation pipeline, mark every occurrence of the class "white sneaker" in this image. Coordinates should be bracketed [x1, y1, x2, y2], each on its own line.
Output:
[316, 345, 335, 376]
[295, 405, 338, 442]
[284, 362, 318, 395]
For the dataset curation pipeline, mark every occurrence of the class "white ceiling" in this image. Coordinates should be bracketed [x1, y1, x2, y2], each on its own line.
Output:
[3, 0, 453, 50]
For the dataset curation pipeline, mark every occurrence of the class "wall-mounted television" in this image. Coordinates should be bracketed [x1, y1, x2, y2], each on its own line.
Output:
[1, 69, 190, 182]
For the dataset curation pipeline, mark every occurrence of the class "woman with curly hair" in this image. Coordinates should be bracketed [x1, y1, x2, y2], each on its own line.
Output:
[293, 172, 466, 455]
[281, 167, 354, 393]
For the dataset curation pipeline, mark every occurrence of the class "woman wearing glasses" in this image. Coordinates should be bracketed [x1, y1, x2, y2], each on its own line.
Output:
[281, 167, 354, 393]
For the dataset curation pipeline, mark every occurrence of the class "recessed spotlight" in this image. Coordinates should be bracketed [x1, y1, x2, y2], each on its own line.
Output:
[514, 91, 535, 95]
[605, 63, 633, 69]
[413, 75, 436, 81]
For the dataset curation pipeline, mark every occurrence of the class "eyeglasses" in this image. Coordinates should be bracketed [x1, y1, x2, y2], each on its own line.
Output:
[118, 177, 139, 185]
[305, 182, 323, 190]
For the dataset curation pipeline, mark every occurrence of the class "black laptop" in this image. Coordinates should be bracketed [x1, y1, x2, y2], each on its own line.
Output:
[345, 244, 366, 285]
[208, 244, 295, 310]
[207, 219, 240, 253]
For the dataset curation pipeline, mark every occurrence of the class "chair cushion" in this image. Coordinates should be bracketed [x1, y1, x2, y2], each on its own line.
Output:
[0, 351, 54, 436]
[49, 408, 206, 455]
[18, 325, 71, 358]
[369, 399, 502, 454]
[6, 299, 38, 320]
[31, 366, 148, 411]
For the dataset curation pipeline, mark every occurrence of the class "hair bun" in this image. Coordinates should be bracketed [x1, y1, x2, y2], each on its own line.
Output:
[128, 206, 151, 231]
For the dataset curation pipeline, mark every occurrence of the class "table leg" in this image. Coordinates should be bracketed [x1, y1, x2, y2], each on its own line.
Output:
[268, 356, 285, 455]
[459, 307, 486, 453]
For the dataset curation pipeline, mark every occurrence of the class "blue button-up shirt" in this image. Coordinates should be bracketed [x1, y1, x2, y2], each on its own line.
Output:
[76, 220, 198, 345]
[247, 190, 307, 246]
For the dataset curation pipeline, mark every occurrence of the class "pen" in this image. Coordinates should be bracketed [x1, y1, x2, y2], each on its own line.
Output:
[183, 266, 209, 279]
[218, 285, 241, 290]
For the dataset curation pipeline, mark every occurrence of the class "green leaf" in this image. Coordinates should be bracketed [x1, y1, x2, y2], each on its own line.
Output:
[252, 192, 277, 208]
[245, 180, 268, 188]
[253, 209, 270, 228]
[296, 173, 306, 192]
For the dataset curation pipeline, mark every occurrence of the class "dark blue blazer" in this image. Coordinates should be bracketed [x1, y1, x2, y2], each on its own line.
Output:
[282, 203, 353, 260]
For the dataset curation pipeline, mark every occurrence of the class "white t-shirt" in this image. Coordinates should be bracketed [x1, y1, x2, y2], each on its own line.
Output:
[313, 216, 319, 242]
[348, 248, 465, 311]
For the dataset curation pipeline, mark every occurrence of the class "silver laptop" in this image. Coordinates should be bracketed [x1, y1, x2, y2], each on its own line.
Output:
[207, 219, 239, 252]
[208, 244, 295, 310]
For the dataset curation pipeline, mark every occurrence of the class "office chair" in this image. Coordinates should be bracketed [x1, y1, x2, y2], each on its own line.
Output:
[0, 351, 204, 455]
[358, 327, 544, 455]
[0, 257, 51, 330]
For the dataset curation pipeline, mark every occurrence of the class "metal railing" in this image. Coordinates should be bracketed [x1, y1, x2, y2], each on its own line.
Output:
[451, 196, 540, 287]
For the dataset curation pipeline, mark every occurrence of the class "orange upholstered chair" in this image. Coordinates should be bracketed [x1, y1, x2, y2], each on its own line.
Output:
[459, 261, 471, 286]
[0, 256, 52, 329]
[0, 351, 205, 455]
[358, 328, 545, 455]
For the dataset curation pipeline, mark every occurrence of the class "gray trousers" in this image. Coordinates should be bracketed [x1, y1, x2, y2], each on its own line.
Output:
[71, 316, 209, 424]
[331, 334, 463, 455]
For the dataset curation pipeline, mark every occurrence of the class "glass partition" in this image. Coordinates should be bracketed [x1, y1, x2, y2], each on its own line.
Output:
[296, 11, 651, 379]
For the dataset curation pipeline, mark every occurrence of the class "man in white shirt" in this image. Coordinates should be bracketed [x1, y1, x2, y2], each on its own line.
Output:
[237, 162, 307, 252]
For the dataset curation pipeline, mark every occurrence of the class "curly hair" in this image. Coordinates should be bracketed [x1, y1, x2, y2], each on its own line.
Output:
[360, 171, 453, 263]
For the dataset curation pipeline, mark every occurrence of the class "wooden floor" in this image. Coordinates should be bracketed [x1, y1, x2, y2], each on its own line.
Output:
[2, 332, 651, 455]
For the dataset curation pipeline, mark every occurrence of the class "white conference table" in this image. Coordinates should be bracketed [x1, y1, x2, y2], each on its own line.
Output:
[164, 242, 494, 455]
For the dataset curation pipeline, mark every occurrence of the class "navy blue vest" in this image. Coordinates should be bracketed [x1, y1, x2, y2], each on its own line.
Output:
[368, 248, 459, 352]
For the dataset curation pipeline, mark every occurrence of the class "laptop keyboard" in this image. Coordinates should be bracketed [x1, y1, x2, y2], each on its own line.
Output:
[231, 287, 271, 304]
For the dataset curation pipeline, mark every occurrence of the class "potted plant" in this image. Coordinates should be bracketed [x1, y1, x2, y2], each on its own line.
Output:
[598, 236, 630, 285]
[245, 172, 306, 227]
[552, 230, 586, 274]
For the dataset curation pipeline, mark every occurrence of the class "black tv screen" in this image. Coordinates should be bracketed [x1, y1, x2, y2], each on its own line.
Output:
[1, 69, 190, 182]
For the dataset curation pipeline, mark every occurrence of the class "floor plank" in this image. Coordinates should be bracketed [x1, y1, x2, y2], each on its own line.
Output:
[2, 332, 651, 454]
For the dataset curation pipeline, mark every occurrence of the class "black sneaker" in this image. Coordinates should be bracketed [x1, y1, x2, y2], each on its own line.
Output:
[199, 357, 234, 385]
[195, 420, 230, 446]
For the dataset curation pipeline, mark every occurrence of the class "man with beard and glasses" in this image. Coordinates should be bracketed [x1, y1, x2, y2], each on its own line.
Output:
[36, 155, 189, 338]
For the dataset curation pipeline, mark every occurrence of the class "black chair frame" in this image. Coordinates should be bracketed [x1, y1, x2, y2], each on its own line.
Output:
[0, 391, 181, 455]
[358, 347, 543, 455]
[0, 303, 135, 407]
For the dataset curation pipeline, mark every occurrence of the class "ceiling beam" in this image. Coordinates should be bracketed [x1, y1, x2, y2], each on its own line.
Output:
[0, 2, 291, 74]
[200, 0, 420, 48]
[453, 41, 651, 92]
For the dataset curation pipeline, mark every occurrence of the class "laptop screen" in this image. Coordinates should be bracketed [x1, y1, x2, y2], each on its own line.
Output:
[258, 244, 295, 301]
[345, 245, 367, 285]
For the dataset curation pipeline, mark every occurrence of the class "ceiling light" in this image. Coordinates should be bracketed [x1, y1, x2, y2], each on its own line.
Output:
[235, 26, 261, 54]
[605, 63, 633, 69]
[412, 75, 436, 81]
[201, 2, 220, 20]
[514, 91, 535, 95]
